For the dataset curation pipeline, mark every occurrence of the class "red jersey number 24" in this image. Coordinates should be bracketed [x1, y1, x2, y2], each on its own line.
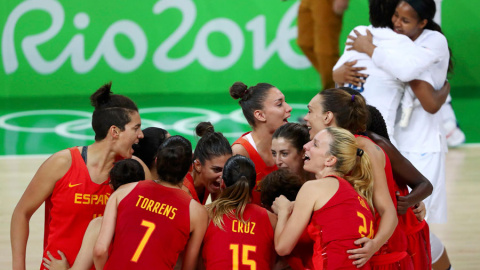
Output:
[357, 212, 374, 239]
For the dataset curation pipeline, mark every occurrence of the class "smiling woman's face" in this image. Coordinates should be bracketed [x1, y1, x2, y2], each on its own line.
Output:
[392, 1, 427, 41]
[260, 87, 292, 131]
[271, 137, 304, 176]
[303, 130, 332, 174]
[304, 95, 329, 140]
[197, 154, 232, 195]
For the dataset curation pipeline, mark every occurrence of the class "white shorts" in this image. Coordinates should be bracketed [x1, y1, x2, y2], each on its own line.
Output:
[401, 151, 447, 224]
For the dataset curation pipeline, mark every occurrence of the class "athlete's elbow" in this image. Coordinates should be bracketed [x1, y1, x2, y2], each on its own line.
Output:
[425, 181, 433, 197]
[275, 243, 293, 256]
[93, 245, 108, 262]
[424, 104, 440, 114]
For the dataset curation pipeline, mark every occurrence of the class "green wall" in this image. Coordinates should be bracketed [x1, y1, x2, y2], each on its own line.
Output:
[2, 0, 478, 98]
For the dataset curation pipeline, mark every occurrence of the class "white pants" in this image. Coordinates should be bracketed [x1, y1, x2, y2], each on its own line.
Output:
[401, 151, 447, 224]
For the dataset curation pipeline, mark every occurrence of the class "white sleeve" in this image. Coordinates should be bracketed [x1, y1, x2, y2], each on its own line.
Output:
[333, 26, 369, 71]
[410, 31, 448, 86]
[414, 69, 435, 86]
[371, 36, 439, 82]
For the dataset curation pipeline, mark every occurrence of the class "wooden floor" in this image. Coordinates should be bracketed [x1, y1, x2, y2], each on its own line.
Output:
[1, 146, 480, 269]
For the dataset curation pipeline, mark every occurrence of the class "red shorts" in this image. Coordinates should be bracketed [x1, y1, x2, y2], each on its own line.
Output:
[406, 221, 431, 269]
[370, 251, 414, 270]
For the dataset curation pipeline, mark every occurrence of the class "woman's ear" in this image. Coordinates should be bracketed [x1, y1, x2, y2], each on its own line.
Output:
[325, 155, 337, 167]
[110, 126, 120, 139]
[419, 19, 428, 30]
[254, 109, 266, 123]
[193, 159, 202, 173]
[324, 111, 335, 126]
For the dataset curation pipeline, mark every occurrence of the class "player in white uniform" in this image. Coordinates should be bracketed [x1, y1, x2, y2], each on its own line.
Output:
[332, 0, 443, 146]
[343, 0, 454, 269]
[391, 1, 453, 269]
[395, 29, 449, 224]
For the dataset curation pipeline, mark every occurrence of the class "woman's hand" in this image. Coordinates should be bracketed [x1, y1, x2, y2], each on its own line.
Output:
[272, 195, 294, 215]
[396, 191, 416, 215]
[413, 202, 427, 221]
[333, 60, 368, 86]
[347, 237, 379, 268]
[42, 251, 70, 270]
[346, 29, 376, 57]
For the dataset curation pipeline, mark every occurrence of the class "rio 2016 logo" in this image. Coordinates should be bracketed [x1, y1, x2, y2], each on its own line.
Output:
[2, 0, 309, 75]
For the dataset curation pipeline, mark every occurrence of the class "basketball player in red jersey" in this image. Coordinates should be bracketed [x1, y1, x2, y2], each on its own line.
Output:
[261, 169, 313, 270]
[271, 123, 312, 182]
[11, 83, 145, 270]
[274, 127, 375, 269]
[93, 135, 208, 270]
[304, 89, 401, 268]
[365, 104, 433, 269]
[186, 122, 232, 204]
[230, 81, 292, 205]
[202, 155, 277, 270]
[42, 158, 146, 270]
[132, 127, 170, 179]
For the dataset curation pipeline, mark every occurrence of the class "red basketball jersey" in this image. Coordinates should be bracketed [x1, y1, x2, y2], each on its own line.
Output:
[355, 135, 413, 269]
[42, 147, 112, 270]
[286, 229, 314, 270]
[307, 175, 374, 270]
[397, 187, 432, 269]
[183, 173, 200, 203]
[202, 204, 275, 270]
[104, 180, 191, 269]
[232, 132, 277, 205]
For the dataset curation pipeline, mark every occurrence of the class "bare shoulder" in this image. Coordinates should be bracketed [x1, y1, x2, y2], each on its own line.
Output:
[190, 199, 208, 215]
[131, 156, 152, 180]
[115, 182, 138, 194]
[46, 148, 73, 168]
[32, 148, 73, 185]
[303, 178, 339, 211]
[189, 199, 208, 230]
[266, 209, 277, 230]
[356, 136, 384, 160]
[111, 182, 138, 204]
[231, 143, 250, 158]
[299, 179, 332, 197]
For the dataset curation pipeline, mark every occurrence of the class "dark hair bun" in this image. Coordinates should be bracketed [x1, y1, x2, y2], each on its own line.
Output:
[230, 81, 248, 100]
[90, 82, 113, 109]
[195, 122, 215, 137]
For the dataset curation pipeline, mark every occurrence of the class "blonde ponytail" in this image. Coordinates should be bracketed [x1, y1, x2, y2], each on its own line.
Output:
[325, 127, 374, 212]
[346, 150, 374, 213]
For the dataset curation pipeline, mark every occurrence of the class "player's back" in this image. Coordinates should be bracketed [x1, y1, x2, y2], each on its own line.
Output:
[202, 203, 275, 270]
[105, 180, 191, 270]
[308, 176, 374, 270]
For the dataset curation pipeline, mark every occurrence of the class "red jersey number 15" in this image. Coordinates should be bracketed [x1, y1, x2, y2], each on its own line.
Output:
[230, 244, 257, 270]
